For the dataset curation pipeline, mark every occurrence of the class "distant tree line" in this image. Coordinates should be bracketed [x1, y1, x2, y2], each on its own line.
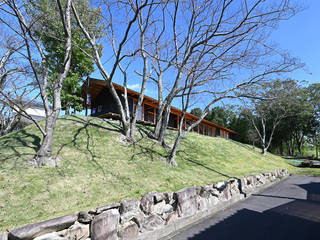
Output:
[190, 80, 320, 158]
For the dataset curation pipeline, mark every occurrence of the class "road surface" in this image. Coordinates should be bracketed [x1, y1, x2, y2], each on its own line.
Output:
[170, 175, 320, 240]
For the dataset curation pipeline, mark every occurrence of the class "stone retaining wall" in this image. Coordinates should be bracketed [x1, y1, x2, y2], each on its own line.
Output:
[3, 169, 289, 240]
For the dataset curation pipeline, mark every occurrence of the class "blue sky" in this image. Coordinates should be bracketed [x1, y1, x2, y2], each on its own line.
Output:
[269, 0, 319, 85]
[89, 0, 319, 113]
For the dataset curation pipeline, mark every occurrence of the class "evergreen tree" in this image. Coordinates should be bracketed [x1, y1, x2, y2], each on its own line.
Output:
[30, 0, 103, 114]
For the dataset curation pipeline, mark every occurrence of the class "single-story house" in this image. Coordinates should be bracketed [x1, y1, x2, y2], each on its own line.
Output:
[81, 78, 237, 139]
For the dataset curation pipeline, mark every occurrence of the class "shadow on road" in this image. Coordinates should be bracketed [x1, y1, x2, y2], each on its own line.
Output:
[183, 182, 320, 240]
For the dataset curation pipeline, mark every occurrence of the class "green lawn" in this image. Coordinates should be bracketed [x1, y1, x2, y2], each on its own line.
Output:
[0, 115, 315, 230]
[284, 158, 320, 176]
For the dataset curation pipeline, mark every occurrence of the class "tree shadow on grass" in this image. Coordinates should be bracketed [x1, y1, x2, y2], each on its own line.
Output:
[127, 134, 168, 164]
[0, 115, 123, 174]
[0, 129, 41, 168]
[58, 115, 122, 133]
[127, 129, 236, 180]
[54, 116, 122, 179]
[175, 138, 233, 179]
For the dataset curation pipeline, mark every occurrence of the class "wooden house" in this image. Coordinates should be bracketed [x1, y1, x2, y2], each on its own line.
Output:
[81, 78, 237, 139]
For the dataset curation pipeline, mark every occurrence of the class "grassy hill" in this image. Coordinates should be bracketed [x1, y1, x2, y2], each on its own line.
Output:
[0, 115, 318, 230]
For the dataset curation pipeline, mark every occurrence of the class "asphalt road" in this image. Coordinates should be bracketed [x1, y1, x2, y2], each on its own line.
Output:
[170, 175, 320, 240]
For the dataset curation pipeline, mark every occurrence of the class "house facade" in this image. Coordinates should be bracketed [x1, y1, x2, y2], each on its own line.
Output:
[81, 78, 237, 139]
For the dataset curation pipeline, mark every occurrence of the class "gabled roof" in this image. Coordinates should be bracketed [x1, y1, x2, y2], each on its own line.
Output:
[81, 77, 238, 135]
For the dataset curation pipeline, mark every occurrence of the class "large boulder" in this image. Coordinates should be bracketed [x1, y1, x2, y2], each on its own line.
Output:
[164, 212, 179, 225]
[140, 193, 154, 215]
[153, 201, 174, 216]
[78, 211, 93, 224]
[90, 209, 120, 240]
[199, 185, 212, 198]
[117, 221, 138, 240]
[119, 199, 144, 225]
[164, 191, 175, 205]
[140, 214, 164, 232]
[256, 174, 266, 185]
[263, 172, 272, 182]
[8, 214, 77, 240]
[58, 222, 89, 240]
[221, 182, 231, 201]
[174, 187, 198, 218]
[198, 195, 219, 211]
[152, 192, 165, 203]
[120, 200, 140, 215]
[93, 203, 121, 215]
[229, 179, 240, 196]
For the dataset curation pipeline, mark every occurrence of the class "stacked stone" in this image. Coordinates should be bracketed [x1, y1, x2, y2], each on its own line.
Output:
[4, 169, 289, 240]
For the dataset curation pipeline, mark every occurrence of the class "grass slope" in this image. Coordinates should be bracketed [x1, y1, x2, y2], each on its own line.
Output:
[0, 115, 317, 230]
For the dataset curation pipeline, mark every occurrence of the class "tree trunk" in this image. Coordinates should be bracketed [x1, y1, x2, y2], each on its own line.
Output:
[33, 112, 58, 167]
[262, 147, 267, 156]
[286, 140, 291, 156]
[65, 102, 70, 115]
[279, 141, 283, 155]
[291, 139, 295, 156]
[158, 107, 170, 145]
[122, 120, 132, 142]
[153, 104, 165, 139]
[168, 129, 182, 167]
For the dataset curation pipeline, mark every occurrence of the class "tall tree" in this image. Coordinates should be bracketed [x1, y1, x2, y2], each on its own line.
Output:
[30, 0, 102, 115]
[205, 106, 235, 127]
[190, 108, 202, 117]
[148, 0, 300, 150]
[307, 83, 320, 158]
[73, 0, 155, 141]
[0, 0, 72, 166]
[243, 80, 302, 155]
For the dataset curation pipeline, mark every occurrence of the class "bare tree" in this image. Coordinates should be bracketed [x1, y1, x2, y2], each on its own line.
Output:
[0, 30, 34, 135]
[128, 0, 300, 165]
[74, 0, 300, 165]
[0, 0, 72, 166]
[145, 0, 300, 148]
[72, 0, 158, 142]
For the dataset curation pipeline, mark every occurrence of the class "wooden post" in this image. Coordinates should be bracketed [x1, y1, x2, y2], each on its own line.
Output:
[197, 124, 199, 133]
[153, 107, 156, 124]
[177, 115, 179, 129]
[142, 103, 145, 121]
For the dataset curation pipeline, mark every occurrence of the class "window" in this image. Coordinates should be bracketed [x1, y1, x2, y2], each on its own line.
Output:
[199, 124, 203, 134]
[204, 125, 208, 135]
[216, 128, 220, 137]
[97, 105, 102, 112]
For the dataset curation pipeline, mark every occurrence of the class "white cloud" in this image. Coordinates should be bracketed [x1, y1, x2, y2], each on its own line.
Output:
[127, 84, 141, 91]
